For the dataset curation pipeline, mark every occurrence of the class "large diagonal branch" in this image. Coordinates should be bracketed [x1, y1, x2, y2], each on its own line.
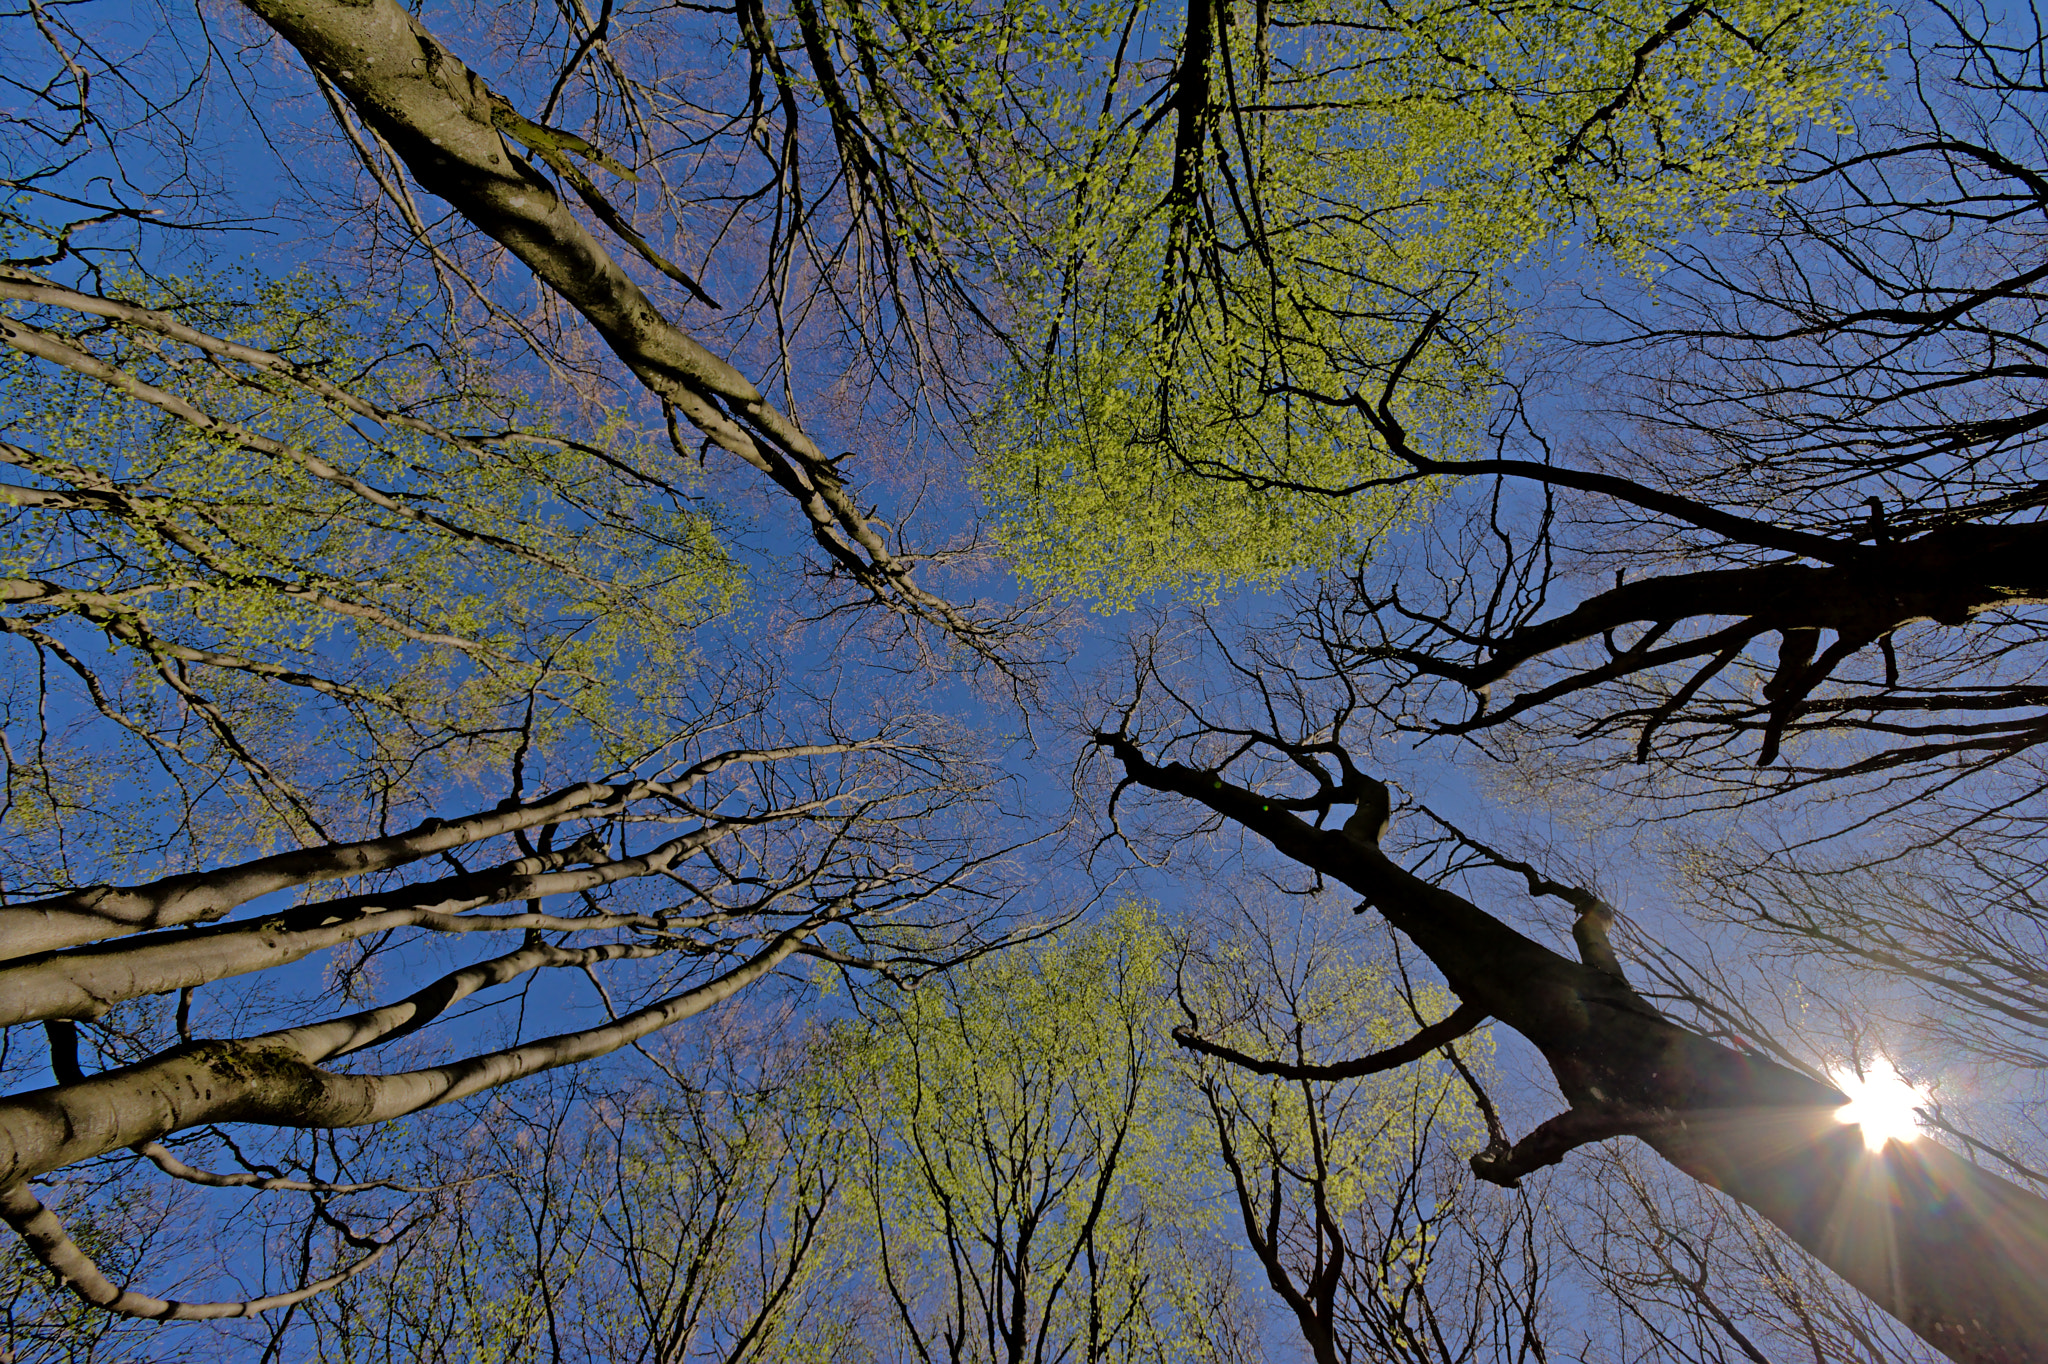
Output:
[0, 1183, 391, 1321]
[1094, 730, 2048, 1364]
[0, 739, 880, 960]
[236, 0, 997, 650]
[0, 782, 864, 1026]
[0, 922, 816, 1189]
[0, 781, 622, 958]
[0, 833, 614, 1027]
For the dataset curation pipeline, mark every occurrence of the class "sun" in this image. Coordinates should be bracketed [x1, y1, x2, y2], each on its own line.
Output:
[1829, 1056, 1930, 1153]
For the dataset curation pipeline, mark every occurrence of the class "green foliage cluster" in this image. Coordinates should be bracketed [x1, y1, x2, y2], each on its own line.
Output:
[829, 903, 1220, 1361]
[288, 907, 1490, 1361]
[731, 0, 1881, 610]
[798, 904, 1498, 1360]
[1188, 932, 1487, 1224]
[0, 269, 737, 857]
[964, 0, 1887, 608]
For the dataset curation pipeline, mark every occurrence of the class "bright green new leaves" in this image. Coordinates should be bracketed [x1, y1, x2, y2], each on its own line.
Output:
[822, 903, 1497, 1361]
[0, 268, 735, 857]
[272, 907, 1498, 1360]
[969, 0, 1887, 608]
[828, 905, 1227, 1362]
[1186, 933, 1490, 1215]
[1177, 910, 1506, 1355]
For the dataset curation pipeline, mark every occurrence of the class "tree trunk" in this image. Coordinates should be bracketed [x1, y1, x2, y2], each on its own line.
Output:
[1100, 738, 2048, 1364]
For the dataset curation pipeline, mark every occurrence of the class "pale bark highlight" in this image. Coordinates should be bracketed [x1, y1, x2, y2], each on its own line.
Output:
[0, 1183, 391, 1321]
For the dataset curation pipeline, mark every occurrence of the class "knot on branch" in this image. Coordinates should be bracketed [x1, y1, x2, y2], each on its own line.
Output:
[1568, 894, 1627, 984]
[1342, 777, 1392, 846]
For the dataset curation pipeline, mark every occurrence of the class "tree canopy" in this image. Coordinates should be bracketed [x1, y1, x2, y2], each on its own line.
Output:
[974, 0, 1885, 607]
[3, 0, 2047, 1361]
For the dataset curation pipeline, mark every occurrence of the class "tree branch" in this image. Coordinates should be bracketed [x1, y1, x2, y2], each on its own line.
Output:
[0, 1182, 392, 1320]
[1171, 1001, 1489, 1081]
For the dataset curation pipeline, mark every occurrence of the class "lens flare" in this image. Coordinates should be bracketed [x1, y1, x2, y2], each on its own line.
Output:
[1828, 1056, 1929, 1153]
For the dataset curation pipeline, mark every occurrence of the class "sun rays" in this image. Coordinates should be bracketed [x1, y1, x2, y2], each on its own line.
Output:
[1830, 1057, 1931, 1153]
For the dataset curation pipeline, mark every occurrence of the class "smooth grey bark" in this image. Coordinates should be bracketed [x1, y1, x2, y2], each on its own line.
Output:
[0, 928, 809, 1191]
[234, 0, 991, 646]
[0, 1182, 391, 1320]
[0, 776, 627, 959]
[0, 740, 866, 992]
[0, 706, 983, 1320]
[0, 830, 684, 1027]
[1098, 735, 2048, 1364]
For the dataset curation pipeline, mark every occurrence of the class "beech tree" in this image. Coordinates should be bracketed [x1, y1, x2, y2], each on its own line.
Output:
[296, 1011, 866, 1363]
[828, 906, 1240, 1364]
[970, 0, 1882, 607]
[0, 677, 1011, 1314]
[0, 265, 736, 846]
[4, 0, 2044, 1357]
[1088, 637, 2047, 1363]
[1078, 7, 2048, 1363]
[302, 904, 1513, 1364]
[2, 0, 1042, 1331]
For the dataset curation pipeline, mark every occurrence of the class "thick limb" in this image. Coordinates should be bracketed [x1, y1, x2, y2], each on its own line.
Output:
[1098, 730, 2048, 1364]
[0, 925, 812, 1189]
[1469, 1106, 1669, 1189]
[237, 0, 999, 650]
